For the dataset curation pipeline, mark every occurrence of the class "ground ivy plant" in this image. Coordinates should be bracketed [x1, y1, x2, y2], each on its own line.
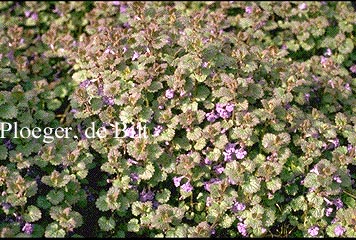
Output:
[1, 1, 356, 238]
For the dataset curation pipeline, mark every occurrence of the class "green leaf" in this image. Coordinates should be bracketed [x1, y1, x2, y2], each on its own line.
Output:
[0, 144, 8, 160]
[24, 205, 42, 222]
[195, 85, 210, 101]
[96, 195, 110, 212]
[45, 223, 66, 238]
[0, 104, 18, 119]
[98, 216, 116, 231]
[127, 218, 140, 232]
[242, 176, 261, 194]
[47, 190, 65, 205]
[147, 81, 163, 92]
[266, 178, 282, 193]
[155, 188, 171, 204]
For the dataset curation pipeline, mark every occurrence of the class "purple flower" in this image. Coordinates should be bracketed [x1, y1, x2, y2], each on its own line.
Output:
[245, 6, 253, 14]
[237, 222, 248, 236]
[206, 196, 213, 207]
[206, 111, 219, 122]
[165, 89, 174, 99]
[305, 93, 310, 102]
[226, 103, 234, 112]
[345, 83, 351, 91]
[112, 1, 120, 6]
[232, 202, 246, 212]
[334, 225, 345, 237]
[333, 175, 342, 183]
[298, 3, 307, 10]
[31, 12, 38, 21]
[324, 48, 332, 56]
[310, 165, 320, 175]
[80, 80, 91, 88]
[103, 96, 115, 106]
[24, 10, 31, 18]
[350, 64, 356, 73]
[1, 202, 11, 210]
[235, 147, 247, 160]
[120, 5, 127, 13]
[124, 126, 136, 138]
[308, 226, 319, 237]
[181, 181, 193, 193]
[4, 139, 13, 150]
[203, 158, 212, 165]
[347, 144, 353, 153]
[325, 207, 333, 217]
[22, 223, 33, 235]
[204, 178, 221, 192]
[130, 173, 139, 183]
[333, 198, 343, 210]
[173, 176, 185, 187]
[153, 125, 163, 137]
[320, 56, 328, 65]
[214, 164, 225, 174]
[127, 158, 138, 165]
[140, 189, 155, 202]
[132, 51, 140, 61]
[202, 62, 208, 68]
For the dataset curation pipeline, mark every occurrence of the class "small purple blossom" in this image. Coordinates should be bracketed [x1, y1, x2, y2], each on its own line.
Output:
[310, 165, 319, 175]
[181, 181, 193, 193]
[214, 164, 225, 174]
[333, 175, 342, 183]
[345, 83, 351, 91]
[153, 125, 163, 137]
[140, 189, 155, 202]
[124, 126, 136, 138]
[324, 48, 332, 56]
[22, 223, 33, 235]
[130, 173, 139, 183]
[1, 202, 11, 210]
[204, 178, 221, 192]
[112, 1, 120, 6]
[4, 139, 13, 150]
[325, 207, 333, 217]
[173, 176, 185, 187]
[206, 111, 219, 122]
[320, 56, 328, 65]
[202, 62, 208, 68]
[127, 158, 138, 165]
[245, 6, 253, 14]
[232, 202, 246, 212]
[308, 226, 319, 237]
[132, 51, 140, 61]
[24, 10, 31, 18]
[31, 12, 38, 21]
[237, 222, 248, 236]
[206, 196, 213, 207]
[298, 3, 307, 10]
[347, 144, 353, 153]
[120, 4, 127, 13]
[165, 89, 174, 99]
[204, 158, 212, 165]
[350, 64, 356, 73]
[103, 96, 115, 106]
[334, 225, 346, 237]
[333, 198, 343, 210]
[235, 147, 247, 160]
[305, 93, 310, 102]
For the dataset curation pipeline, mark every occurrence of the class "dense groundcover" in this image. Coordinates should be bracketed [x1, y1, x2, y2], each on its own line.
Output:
[1, 1, 356, 238]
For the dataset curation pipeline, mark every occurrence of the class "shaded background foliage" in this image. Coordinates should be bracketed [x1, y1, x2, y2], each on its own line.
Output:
[0, 1, 356, 237]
